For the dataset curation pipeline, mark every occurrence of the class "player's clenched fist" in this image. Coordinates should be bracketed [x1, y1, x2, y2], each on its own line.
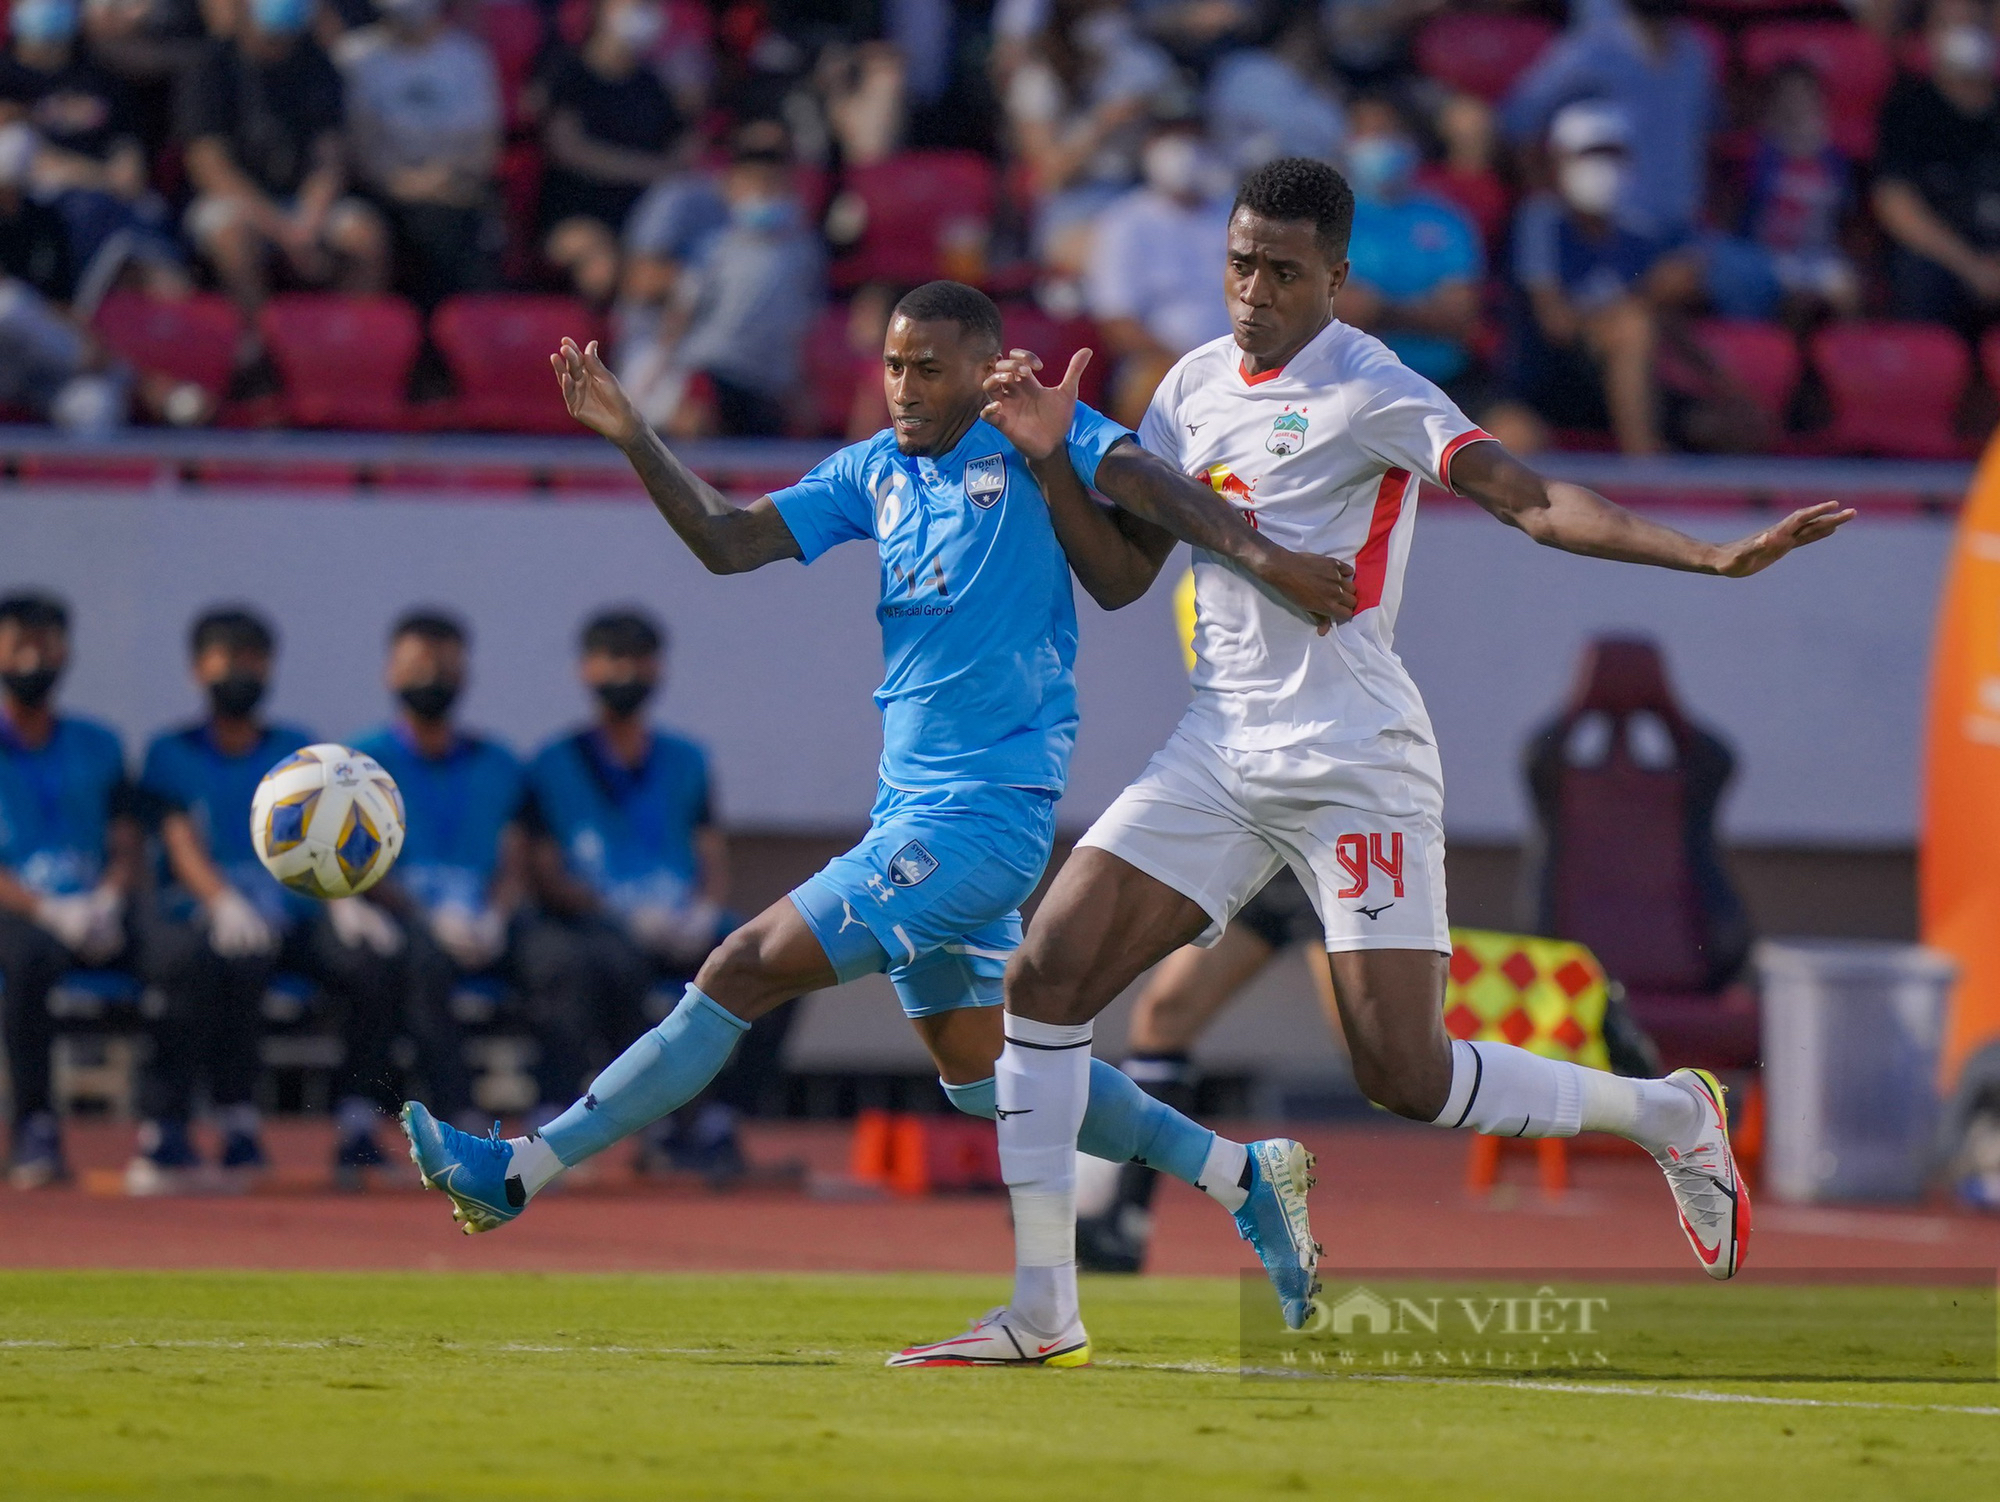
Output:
[552, 337, 644, 449]
[1255, 548, 1356, 632]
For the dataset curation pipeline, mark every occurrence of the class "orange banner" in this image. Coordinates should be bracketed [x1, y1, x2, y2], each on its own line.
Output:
[1922, 435, 2000, 1086]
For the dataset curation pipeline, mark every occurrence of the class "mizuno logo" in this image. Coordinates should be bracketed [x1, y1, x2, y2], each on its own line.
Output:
[1356, 902, 1395, 920]
[994, 1107, 1033, 1119]
[1186, 420, 1206, 434]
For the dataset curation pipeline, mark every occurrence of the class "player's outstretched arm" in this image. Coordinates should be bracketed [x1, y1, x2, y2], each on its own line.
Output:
[1450, 439, 1855, 576]
[551, 337, 800, 574]
[983, 349, 1355, 630]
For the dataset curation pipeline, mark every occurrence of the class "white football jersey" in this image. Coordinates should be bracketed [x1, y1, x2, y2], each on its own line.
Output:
[1137, 319, 1491, 752]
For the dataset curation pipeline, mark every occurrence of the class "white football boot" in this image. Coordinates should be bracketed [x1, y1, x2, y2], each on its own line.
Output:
[887, 1306, 1091, 1368]
[1654, 1068, 1751, 1280]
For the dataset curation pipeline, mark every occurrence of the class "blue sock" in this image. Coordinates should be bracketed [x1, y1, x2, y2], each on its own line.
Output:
[540, 987, 749, 1167]
[941, 1058, 1213, 1187]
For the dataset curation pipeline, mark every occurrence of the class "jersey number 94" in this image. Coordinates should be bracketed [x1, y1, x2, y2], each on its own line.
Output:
[249, 744, 406, 899]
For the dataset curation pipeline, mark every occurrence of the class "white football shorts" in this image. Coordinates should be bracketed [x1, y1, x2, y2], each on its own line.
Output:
[1076, 723, 1450, 953]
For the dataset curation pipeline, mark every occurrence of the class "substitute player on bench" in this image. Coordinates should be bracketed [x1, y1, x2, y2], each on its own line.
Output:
[894, 157, 1850, 1366]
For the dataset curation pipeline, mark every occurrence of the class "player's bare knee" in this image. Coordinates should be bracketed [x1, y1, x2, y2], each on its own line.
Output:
[693, 928, 777, 1016]
[1350, 1047, 1448, 1122]
[1003, 942, 1091, 1026]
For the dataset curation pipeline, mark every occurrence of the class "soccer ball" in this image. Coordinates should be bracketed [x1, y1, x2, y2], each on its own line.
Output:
[249, 744, 406, 899]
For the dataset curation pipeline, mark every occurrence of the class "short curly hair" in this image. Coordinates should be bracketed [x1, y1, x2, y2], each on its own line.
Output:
[1232, 157, 1355, 260]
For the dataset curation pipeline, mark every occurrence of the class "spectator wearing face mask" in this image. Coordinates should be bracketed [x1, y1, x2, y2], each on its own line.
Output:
[177, 0, 390, 314]
[0, 592, 140, 1191]
[1508, 101, 1702, 455]
[0, 0, 185, 298]
[1332, 93, 1484, 395]
[613, 121, 823, 437]
[335, 0, 503, 308]
[345, 611, 526, 1155]
[1084, 112, 1232, 427]
[1501, 0, 1716, 242]
[518, 610, 785, 1183]
[1873, 0, 2000, 327]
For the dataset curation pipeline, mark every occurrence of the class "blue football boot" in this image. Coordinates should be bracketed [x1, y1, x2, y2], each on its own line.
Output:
[400, 1102, 524, 1235]
[1233, 1139, 1323, 1330]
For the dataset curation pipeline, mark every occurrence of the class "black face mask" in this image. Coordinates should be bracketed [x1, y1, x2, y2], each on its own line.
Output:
[398, 680, 461, 722]
[2, 667, 59, 709]
[593, 680, 652, 718]
[207, 673, 266, 719]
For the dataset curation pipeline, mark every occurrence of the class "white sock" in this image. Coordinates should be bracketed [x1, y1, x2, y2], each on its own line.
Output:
[1577, 1070, 1703, 1156]
[1430, 1040, 1584, 1138]
[505, 1134, 566, 1199]
[997, 1015, 1093, 1338]
[1197, 1135, 1250, 1213]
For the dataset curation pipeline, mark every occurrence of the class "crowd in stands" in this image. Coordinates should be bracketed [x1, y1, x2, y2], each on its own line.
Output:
[0, 589, 794, 1190]
[5, 0, 2000, 454]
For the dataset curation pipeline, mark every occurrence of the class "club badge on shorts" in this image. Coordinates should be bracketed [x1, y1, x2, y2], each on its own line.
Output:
[1267, 408, 1309, 456]
[965, 453, 1006, 508]
[888, 840, 940, 887]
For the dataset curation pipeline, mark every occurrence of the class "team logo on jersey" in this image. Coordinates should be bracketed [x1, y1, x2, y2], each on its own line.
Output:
[964, 453, 1006, 508]
[1204, 463, 1256, 503]
[1267, 407, 1310, 456]
[888, 840, 940, 888]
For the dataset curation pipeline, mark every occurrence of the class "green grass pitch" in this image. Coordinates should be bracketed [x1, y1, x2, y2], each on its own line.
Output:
[1, 1271, 1996, 1500]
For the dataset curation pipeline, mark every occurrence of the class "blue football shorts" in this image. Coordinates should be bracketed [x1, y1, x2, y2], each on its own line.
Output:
[789, 779, 1056, 1017]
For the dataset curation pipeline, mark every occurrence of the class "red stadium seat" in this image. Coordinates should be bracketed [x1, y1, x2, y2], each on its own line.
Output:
[1411, 14, 1558, 103]
[831, 151, 998, 291]
[1740, 21, 1895, 160]
[92, 291, 242, 402]
[1692, 319, 1800, 428]
[800, 303, 874, 438]
[477, 0, 547, 134]
[1810, 320, 1970, 457]
[431, 293, 604, 432]
[998, 303, 1107, 410]
[258, 294, 422, 429]
[1977, 326, 2000, 400]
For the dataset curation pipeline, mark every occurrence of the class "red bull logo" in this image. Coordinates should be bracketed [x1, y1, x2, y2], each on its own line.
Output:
[1204, 464, 1260, 528]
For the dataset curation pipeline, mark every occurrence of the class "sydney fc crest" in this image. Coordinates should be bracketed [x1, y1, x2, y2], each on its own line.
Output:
[888, 840, 940, 887]
[965, 453, 1006, 508]
[1267, 408, 1309, 456]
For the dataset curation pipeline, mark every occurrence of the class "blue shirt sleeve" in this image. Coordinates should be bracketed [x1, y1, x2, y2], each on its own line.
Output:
[1432, 204, 1482, 282]
[1513, 194, 1562, 289]
[1065, 402, 1134, 490]
[769, 441, 875, 564]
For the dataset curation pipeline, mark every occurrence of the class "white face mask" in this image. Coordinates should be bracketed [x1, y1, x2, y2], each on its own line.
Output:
[612, 2, 665, 50]
[1559, 154, 1625, 216]
[1142, 134, 1204, 198]
[1938, 22, 1996, 78]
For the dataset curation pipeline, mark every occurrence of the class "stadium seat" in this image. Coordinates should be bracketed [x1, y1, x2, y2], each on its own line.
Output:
[1411, 14, 1558, 103]
[431, 293, 605, 432]
[1740, 21, 1895, 160]
[477, 0, 546, 134]
[1975, 326, 2000, 402]
[92, 290, 242, 403]
[1692, 318, 1800, 430]
[1521, 637, 1761, 1072]
[1810, 320, 1970, 458]
[998, 303, 1107, 410]
[258, 293, 423, 429]
[830, 151, 998, 290]
[800, 303, 873, 437]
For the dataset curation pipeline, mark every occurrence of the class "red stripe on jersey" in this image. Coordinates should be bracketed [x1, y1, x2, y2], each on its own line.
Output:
[1238, 359, 1287, 386]
[1438, 427, 1496, 492]
[1354, 467, 1413, 613]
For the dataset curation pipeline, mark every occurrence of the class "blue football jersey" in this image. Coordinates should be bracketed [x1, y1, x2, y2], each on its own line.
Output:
[526, 727, 713, 913]
[348, 725, 526, 914]
[0, 715, 128, 897]
[141, 722, 314, 924]
[770, 404, 1132, 795]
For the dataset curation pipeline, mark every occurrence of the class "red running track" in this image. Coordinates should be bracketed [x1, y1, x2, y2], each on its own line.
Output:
[3, 1120, 1996, 1277]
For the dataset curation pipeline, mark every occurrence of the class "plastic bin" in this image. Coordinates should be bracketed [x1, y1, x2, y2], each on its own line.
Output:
[1758, 939, 1957, 1202]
